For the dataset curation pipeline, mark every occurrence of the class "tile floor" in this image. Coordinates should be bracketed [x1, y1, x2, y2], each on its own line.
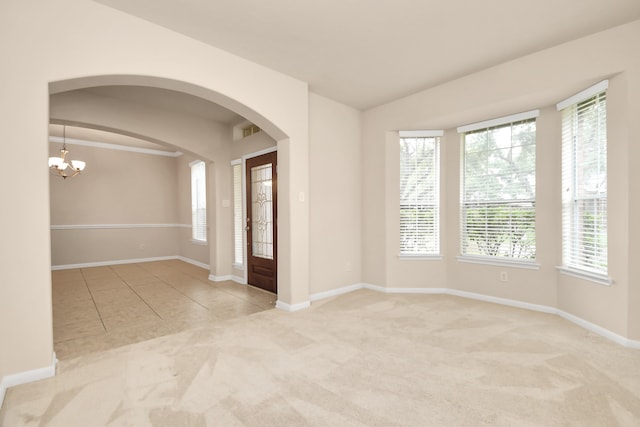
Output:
[52, 259, 275, 360]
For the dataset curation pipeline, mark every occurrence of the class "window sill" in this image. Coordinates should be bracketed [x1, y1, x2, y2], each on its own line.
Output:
[457, 255, 539, 270]
[398, 254, 443, 261]
[232, 263, 244, 271]
[190, 239, 208, 246]
[556, 266, 612, 286]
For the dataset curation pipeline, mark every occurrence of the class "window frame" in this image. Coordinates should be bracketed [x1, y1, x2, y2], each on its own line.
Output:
[398, 130, 442, 258]
[232, 160, 244, 268]
[190, 160, 207, 243]
[457, 110, 539, 265]
[557, 80, 609, 283]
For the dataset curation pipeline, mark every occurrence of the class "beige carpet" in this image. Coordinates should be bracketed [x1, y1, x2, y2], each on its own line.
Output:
[1, 289, 640, 426]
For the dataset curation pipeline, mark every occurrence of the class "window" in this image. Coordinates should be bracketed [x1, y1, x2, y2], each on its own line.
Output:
[458, 111, 538, 260]
[232, 161, 243, 266]
[399, 131, 441, 256]
[190, 160, 207, 242]
[558, 81, 608, 276]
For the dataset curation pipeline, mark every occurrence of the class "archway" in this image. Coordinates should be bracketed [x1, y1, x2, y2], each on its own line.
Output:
[48, 75, 305, 308]
[2, 0, 310, 393]
[49, 75, 289, 142]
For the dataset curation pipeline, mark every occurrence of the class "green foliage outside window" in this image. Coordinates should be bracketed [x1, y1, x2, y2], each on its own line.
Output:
[463, 203, 535, 258]
[462, 119, 536, 259]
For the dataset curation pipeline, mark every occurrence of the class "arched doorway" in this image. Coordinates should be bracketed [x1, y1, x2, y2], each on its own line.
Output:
[2, 1, 309, 394]
[49, 75, 300, 297]
[47, 77, 296, 357]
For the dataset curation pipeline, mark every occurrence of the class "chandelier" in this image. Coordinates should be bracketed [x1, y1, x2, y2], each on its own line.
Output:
[48, 126, 86, 179]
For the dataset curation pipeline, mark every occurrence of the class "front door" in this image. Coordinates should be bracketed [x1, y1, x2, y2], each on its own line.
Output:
[245, 151, 277, 294]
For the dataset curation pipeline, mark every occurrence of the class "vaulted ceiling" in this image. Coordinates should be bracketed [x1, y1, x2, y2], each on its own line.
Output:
[94, 0, 640, 110]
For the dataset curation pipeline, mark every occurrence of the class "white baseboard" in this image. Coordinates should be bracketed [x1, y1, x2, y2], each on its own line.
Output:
[206, 275, 247, 285]
[208, 274, 233, 282]
[0, 353, 56, 409]
[309, 283, 446, 301]
[308, 282, 640, 350]
[52, 256, 176, 270]
[176, 256, 209, 270]
[445, 288, 558, 315]
[276, 300, 311, 312]
[231, 275, 247, 285]
[556, 309, 640, 349]
[441, 288, 640, 348]
[309, 283, 365, 301]
[52, 256, 208, 271]
[364, 283, 449, 295]
[211, 275, 246, 285]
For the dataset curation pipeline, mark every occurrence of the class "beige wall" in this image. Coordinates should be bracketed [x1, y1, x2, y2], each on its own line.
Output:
[362, 20, 640, 339]
[308, 93, 362, 294]
[50, 228, 179, 266]
[49, 143, 178, 225]
[230, 130, 277, 160]
[628, 62, 640, 341]
[49, 141, 181, 267]
[1, 0, 309, 384]
[2, 0, 638, 396]
[51, 91, 227, 272]
[209, 157, 232, 278]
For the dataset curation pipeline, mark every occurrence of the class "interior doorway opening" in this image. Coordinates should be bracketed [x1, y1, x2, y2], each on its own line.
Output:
[48, 75, 286, 358]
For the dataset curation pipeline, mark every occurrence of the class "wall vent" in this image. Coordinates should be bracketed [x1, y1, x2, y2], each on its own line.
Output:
[242, 124, 261, 138]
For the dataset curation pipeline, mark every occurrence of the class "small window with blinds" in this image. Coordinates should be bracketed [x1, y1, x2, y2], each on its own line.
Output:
[459, 113, 537, 261]
[399, 132, 440, 256]
[190, 160, 207, 242]
[558, 81, 608, 277]
[232, 161, 243, 266]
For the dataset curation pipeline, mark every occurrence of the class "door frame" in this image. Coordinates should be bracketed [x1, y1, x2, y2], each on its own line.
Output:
[240, 146, 278, 288]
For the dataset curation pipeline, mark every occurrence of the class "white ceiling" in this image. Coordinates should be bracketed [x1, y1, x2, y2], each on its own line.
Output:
[82, 86, 244, 124]
[49, 123, 179, 152]
[94, 0, 640, 110]
[51, 86, 245, 148]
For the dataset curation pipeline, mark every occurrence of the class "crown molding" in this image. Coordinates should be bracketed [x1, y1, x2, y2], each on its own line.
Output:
[49, 136, 182, 157]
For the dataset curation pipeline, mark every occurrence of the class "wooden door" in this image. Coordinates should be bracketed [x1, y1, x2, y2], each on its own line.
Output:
[245, 151, 277, 294]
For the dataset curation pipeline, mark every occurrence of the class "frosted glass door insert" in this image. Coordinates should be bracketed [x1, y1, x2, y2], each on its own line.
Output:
[251, 164, 274, 259]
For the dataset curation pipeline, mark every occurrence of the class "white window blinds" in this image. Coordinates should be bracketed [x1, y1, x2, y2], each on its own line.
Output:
[558, 81, 608, 275]
[460, 117, 537, 260]
[232, 162, 243, 265]
[190, 161, 207, 242]
[399, 134, 440, 255]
